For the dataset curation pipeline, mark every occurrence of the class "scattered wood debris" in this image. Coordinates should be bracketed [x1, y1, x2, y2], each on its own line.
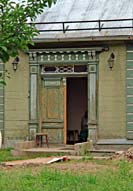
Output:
[47, 156, 69, 164]
[110, 147, 133, 161]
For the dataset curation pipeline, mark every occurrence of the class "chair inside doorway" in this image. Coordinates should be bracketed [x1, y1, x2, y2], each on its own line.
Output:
[67, 130, 79, 144]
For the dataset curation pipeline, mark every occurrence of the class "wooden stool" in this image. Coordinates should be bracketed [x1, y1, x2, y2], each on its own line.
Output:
[36, 133, 49, 147]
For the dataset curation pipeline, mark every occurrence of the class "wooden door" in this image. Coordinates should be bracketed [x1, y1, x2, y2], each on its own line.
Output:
[41, 77, 66, 144]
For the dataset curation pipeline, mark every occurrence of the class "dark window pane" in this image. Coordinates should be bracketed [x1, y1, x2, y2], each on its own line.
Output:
[74, 65, 87, 72]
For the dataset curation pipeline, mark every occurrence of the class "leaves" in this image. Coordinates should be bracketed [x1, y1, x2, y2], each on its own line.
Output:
[0, 0, 56, 63]
[0, 79, 6, 85]
[0, 46, 7, 52]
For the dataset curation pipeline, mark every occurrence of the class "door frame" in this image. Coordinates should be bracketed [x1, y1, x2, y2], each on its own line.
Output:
[29, 48, 99, 143]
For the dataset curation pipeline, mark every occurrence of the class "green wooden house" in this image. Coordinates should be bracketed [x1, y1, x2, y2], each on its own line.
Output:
[1, 0, 133, 148]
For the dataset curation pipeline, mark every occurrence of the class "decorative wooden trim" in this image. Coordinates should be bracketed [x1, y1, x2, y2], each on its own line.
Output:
[29, 48, 100, 64]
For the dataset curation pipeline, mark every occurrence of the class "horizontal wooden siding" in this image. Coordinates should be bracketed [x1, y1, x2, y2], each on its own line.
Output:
[126, 45, 133, 139]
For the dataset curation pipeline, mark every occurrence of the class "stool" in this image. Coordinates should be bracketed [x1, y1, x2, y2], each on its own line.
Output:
[36, 133, 49, 147]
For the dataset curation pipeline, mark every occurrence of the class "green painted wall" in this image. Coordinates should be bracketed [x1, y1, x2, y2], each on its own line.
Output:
[0, 63, 4, 142]
[98, 44, 126, 139]
[2, 44, 129, 146]
[4, 52, 29, 146]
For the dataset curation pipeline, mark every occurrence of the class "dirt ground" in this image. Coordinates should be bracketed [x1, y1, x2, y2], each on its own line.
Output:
[0, 156, 116, 174]
[48, 160, 114, 174]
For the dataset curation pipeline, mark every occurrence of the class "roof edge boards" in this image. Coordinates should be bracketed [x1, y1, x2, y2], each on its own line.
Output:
[29, 47, 107, 52]
[33, 35, 133, 43]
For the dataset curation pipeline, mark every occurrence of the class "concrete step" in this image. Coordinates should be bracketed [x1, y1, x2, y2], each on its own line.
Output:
[89, 149, 116, 157]
[12, 140, 133, 157]
[12, 145, 75, 157]
[95, 139, 133, 151]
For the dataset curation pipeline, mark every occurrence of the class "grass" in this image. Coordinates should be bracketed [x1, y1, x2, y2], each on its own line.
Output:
[0, 148, 19, 162]
[0, 158, 132, 191]
[0, 149, 132, 191]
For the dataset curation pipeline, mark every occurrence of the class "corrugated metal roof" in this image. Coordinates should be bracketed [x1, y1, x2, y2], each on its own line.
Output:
[34, 0, 133, 40]
[37, 0, 133, 22]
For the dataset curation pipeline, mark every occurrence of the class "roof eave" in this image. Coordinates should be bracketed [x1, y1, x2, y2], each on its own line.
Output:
[33, 34, 133, 43]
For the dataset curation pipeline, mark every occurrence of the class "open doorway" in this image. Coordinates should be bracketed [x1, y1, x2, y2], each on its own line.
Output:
[67, 77, 88, 144]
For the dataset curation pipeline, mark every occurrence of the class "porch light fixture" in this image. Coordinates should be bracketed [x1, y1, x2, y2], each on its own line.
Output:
[12, 56, 19, 71]
[108, 52, 115, 70]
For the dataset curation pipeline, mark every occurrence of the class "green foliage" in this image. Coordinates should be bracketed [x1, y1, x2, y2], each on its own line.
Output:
[0, 0, 56, 62]
[118, 160, 131, 178]
[81, 151, 93, 161]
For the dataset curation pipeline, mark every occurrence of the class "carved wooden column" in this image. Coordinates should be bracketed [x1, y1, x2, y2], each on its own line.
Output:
[29, 52, 39, 140]
[88, 64, 97, 143]
[62, 77, 67, 144]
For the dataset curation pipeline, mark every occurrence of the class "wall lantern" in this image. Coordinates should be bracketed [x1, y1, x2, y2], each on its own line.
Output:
[12, 56, 19, 71]
[108, 52, 115, 70]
